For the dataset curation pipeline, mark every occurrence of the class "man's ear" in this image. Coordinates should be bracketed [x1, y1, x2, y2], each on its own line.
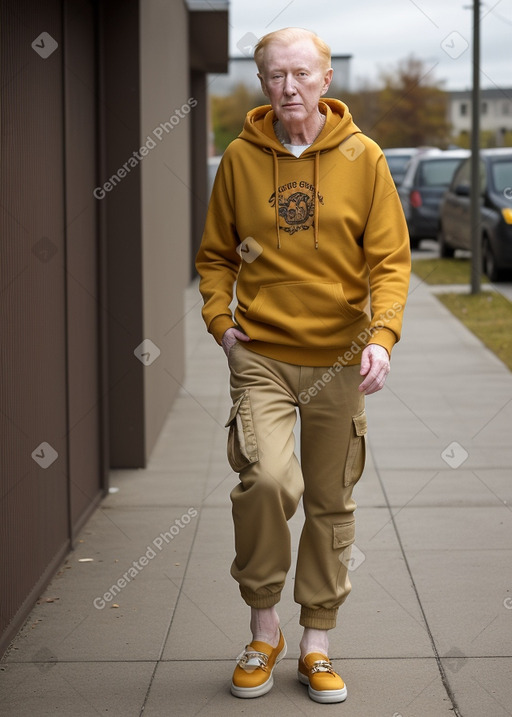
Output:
[321, 68, 334, 97]
[258, 73, 269, 98]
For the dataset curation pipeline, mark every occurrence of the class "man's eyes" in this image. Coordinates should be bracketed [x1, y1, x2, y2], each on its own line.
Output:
[271, 72, 309, 80]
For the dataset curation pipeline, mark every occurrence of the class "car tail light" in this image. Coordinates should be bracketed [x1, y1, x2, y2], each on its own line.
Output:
[410, 190, 422, 208]
[502, 208, 512, 224]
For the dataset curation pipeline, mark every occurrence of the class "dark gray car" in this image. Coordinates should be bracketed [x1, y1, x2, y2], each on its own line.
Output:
[398, 150, 469, 249]
[439, 148, 512, 281]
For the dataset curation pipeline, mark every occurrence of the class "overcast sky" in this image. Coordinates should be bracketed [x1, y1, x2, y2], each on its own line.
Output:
[227, 0, 511, 91]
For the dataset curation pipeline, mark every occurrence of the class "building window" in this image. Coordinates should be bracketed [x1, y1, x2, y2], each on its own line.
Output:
[460, 102, 468, 116]
[481, 101, 488, 115]
[503, 102, 510, 116]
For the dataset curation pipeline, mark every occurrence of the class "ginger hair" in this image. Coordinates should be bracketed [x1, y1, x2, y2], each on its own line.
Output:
[254, 27, 331, 74]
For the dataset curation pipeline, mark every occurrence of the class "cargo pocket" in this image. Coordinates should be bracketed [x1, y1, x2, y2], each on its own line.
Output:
[344, 409, 367, 487]
[333, 520, 355, 549]
[225, 390, 259, 473]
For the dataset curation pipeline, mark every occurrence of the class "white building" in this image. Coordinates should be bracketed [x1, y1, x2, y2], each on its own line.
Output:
[208, 54, 352, 96]
[448, 88, 512, 143]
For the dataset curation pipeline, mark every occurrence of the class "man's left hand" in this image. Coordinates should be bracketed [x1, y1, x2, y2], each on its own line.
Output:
[358, 344, 390, 395]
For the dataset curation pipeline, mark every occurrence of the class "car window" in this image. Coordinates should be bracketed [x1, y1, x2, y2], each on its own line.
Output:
[417, 159, 465, 187]
[491, 159, 512, 194]
[386, 155, 413, 172]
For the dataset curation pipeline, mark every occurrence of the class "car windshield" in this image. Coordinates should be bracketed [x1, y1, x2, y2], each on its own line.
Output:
[418, 159, 464, 187]
[491, 159, 512, 194]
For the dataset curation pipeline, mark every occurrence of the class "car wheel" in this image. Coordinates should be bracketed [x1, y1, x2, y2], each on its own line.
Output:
[438, 226, 455, 258]
[410, 235, 420, 250]
[482, 235, 502, 282]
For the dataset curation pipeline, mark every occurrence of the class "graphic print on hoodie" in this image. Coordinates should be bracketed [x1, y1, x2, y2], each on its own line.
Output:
[270, 180, 323, 241]
[196, 98, 411, 368]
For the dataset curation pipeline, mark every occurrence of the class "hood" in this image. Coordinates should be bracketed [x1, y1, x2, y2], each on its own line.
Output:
[237, 99, 362, 249]
[238, 98, 361, 155]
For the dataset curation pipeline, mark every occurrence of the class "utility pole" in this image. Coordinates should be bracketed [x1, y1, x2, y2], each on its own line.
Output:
[470, 0, 481, 293]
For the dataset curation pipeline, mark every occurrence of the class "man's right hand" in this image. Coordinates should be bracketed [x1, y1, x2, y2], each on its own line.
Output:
[222, 327, 251, 357]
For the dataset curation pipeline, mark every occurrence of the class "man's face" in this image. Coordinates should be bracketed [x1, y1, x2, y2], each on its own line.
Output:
[258, 40, 333, 125]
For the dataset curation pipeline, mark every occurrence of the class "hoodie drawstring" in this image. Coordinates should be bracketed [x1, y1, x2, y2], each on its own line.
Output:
[271, 148, 281, 249]
[313, 150, 320, 250]
[271, 147, 321, 251]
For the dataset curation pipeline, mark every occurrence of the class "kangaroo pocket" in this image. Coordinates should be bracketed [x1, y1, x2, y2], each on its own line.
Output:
[244, 281, 367, 347]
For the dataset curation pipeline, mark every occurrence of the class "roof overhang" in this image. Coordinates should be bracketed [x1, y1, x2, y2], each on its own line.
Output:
[187, 0, 229, 73]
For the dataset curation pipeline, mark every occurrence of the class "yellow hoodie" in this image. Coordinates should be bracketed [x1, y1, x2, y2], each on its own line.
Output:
[196, 98, 411, 367]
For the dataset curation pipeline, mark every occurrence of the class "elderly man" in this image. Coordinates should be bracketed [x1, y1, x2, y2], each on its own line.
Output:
[196, 27, 410, 704]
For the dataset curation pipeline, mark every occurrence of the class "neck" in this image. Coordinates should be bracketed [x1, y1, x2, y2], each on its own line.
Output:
[275, 108, 326, 146]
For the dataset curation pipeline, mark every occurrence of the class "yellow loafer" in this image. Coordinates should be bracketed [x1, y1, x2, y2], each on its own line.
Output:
[231, 629, 287, 698]
[298, 652, 347, 703]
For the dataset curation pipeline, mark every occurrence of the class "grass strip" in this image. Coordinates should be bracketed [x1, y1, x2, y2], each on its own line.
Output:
[437, 291, 512, 371]
[412, 257, 488, 285]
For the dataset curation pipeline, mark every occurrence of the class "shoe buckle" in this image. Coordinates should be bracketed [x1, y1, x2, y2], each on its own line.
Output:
[236, 647, 269, 673]
[310, 659, 335, 675]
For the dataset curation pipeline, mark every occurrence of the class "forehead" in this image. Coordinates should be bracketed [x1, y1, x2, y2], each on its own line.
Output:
[262, 40, 322, 71]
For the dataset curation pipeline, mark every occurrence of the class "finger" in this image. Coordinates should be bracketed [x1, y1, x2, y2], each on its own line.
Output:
[359, 349, 371, 374]
[234, 330, 251, 342]
[359, 366, 389, 394]
[359, 361, 387, 389]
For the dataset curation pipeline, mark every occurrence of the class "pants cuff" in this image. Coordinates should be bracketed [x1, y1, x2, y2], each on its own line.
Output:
[240, 586, 282, 609]
[300, 606, 338, 630]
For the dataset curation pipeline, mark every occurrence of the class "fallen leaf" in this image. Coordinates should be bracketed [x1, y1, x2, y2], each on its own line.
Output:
[111, 604, 119, 609]
[78, 558, 94, 562]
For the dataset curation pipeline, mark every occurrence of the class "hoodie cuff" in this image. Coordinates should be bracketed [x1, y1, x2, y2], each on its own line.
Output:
[367, 327, 396, 356]
[208, 315, 236, 345]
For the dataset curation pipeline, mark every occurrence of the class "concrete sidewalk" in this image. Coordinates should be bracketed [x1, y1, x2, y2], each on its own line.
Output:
[1, 273, 512, 717]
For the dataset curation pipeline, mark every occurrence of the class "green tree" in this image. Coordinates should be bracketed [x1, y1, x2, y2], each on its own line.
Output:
[210, 84, 266, 154]
[371, 56, 450, 148]
[331, 82, 381, 138]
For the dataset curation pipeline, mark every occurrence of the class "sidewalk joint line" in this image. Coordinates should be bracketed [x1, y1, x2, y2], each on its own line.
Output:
[370, 442, 463, 717]
[138, 501, 204, 716]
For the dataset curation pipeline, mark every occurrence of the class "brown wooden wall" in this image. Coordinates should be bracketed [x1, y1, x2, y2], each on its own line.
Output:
[0, 0, 227, 657]
[0, 0, 105, 654]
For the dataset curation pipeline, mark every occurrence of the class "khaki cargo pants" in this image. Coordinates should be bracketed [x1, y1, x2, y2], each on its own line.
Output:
[226, 341, 367, 630]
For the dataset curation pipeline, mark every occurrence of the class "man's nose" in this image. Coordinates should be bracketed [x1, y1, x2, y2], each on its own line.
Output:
[283, 74, 297, 95]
